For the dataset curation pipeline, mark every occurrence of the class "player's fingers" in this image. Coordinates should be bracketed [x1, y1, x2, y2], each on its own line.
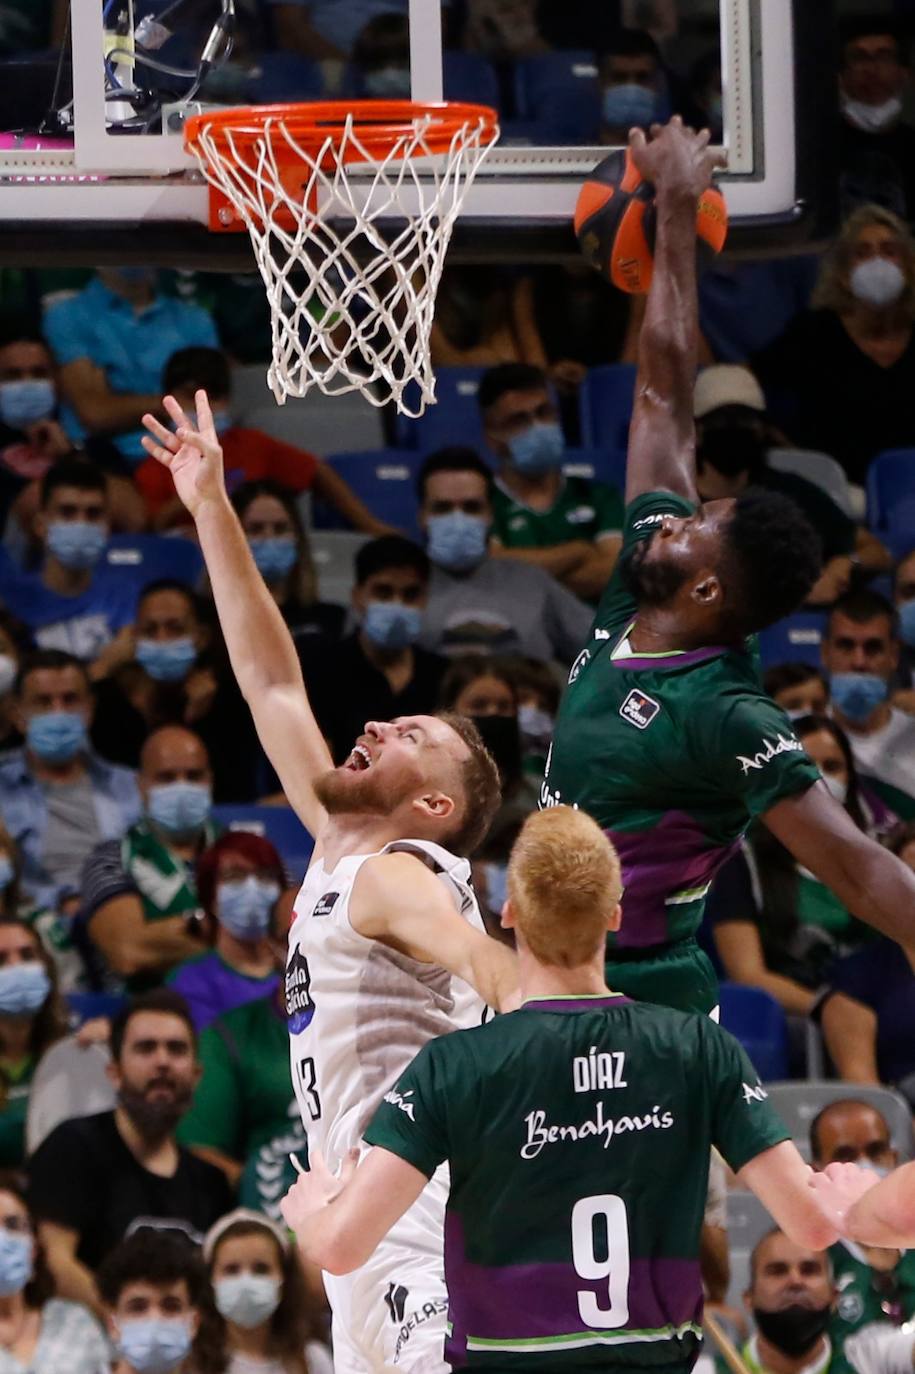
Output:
[195, 388, 215, 434]
[163, 393, 194, 432]
[696, 127, 712, 150]
[140, 435, 174, 467]
[142, 412, 179, 449]
[712, 147, 729, 171]
[628, 127, 647, 151]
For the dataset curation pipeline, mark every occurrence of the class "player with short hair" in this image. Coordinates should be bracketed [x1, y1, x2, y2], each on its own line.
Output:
[542, 118, 915, 1014]
[281, 805, 914, 1371]
[140, 394, 518, 1373]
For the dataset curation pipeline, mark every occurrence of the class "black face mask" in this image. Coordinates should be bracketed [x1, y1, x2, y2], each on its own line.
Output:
[753, 1305, 832, 1357]
[699, 426, 767, 479]
[471, 714, 522, 785]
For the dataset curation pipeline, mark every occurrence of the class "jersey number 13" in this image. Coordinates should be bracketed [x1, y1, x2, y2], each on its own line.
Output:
[571, 1194, 630, 1328]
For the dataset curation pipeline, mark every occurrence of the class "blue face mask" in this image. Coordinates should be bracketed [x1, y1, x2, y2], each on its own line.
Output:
[602, 83, 660, 130]
[426, 512, 488, 573]
[362, 601, 423, 651]
[898, 599, 915, 650]
[508, 421, 565, 475]
[0, 1230, 32, 1296]
[26, 710, 87, 764]
[250, 536, 297, 582]
[147, 781, 212, 836]
[830, 672, 889, 724]
[116, 1318, 194, 1374]
[212, 409, 233, 436]
[0, 378, 55, 428]
[0, 963, 51, 1016]
[0, 858, 13, 893]
[45, 520, 107, 572]
[217, 876, 280, 941]
[135, 636, 197, 683]
[364, 65, 411, 98]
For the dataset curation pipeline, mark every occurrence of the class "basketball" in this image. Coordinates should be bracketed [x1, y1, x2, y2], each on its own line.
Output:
[574, 147, 729, 294]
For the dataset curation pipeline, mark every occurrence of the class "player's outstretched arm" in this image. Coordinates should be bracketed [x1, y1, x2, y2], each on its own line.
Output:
[141, 392, 331, 839]
[763, 783, 915, 945]
[351, 853, 520, 1012]
[281, 1147, 426, 1275]
[625, 118, 726, 507]
[737, 1141, 840, 1252]
[809, 1161, 915, 1249]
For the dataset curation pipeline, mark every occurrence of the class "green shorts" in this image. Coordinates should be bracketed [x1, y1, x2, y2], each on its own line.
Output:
[605, 937, 719, 1017]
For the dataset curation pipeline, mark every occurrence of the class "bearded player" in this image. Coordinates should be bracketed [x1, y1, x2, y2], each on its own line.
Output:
[542, 117, 915, 1015]
[140, 396, 517, 1373]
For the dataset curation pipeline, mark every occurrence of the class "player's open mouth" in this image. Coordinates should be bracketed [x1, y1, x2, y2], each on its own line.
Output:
[346, 744, 373, 772]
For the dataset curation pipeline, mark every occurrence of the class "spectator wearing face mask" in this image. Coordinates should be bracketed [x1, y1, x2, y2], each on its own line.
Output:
[764, 663, 830, 720]
[0, 1174, 109, 1374]
[839, 18, 915, 222]
[167, 831, 287, 1032]
[693, 366, 891, 605]
[98, 1228, 220, 1374]
[753, 206, 915, 494]
[0, 920, 68, 1168]
[135, 349, 390, 541]
[300, 535, 445, 765]
[204, 1209, 332, 1374]
[0, 458, 137, 670]
[0, 649, 140, 911]
[0, 324, 72, 535]
[742, 1230, 835, 1374]
[599, 29, 671, 146]
[819, 824, 915, 1110]
[820, 590, 915, 818]
[705, 713, 889, 1023]
[417, 447, 592, 663]
[42, 268, 218, 466]
[0, 819, 88, 994]
[81, 725, 217, 992]
[479, 363, 624, 602]
[810, 1098, 915, 1369]
[501, 654, 560, 779]
[90, 579, 261, 804]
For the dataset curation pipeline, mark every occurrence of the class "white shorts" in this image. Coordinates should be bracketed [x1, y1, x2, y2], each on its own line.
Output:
[324, 1233, 450, 1373]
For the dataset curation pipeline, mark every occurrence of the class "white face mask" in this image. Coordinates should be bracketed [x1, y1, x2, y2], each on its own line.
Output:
[850, 257, 906, 308]
[842, 93, 903, 133]
[820, 771, 848, 806]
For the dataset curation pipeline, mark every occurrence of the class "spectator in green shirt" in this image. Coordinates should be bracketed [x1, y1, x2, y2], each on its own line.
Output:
[479, 363, 624, 602]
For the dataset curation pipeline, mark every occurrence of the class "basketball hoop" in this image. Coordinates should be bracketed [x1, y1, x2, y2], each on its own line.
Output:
[184, 100, 499, 416]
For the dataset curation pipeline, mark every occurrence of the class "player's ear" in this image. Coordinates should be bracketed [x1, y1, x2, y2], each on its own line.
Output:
[692, 573, 721, 608]
[500, 899, 516, 930]
[413, 792, 455, 822]
[607, 902, 622, 933]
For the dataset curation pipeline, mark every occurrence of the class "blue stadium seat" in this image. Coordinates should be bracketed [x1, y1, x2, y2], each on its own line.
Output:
[105, 533, 204, 592]
[395, 367, 488, 452]
[757, 611, 828, 669]
[513, 52, 601, 143]
[867, 447, 915, 536]
[244, 52, 324, 102]
[313, 449, 424, 538]
[212, 805, 314, 882]
[442, 52, 500, 108]
[719, 982, 789, 1081]
[562, 447, 627, 491]
[580, 365, 637, 450]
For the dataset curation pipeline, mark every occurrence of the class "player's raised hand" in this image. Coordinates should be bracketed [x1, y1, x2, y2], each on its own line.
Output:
[629, 115, 727, 203]
[807, 1161, 880, 1234]
[140, 389, 226, 519]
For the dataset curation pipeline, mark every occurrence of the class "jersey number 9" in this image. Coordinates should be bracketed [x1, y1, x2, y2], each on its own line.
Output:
[571, 1194, 630, 1329]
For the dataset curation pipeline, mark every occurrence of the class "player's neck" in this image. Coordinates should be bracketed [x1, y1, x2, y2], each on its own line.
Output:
[319, 815, 415, 870]
[629, 610, 731, 654]
[518, 948, 610, 1002]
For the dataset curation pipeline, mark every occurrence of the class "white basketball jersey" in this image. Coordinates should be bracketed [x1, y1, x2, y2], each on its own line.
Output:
[286, 838, 487, 1233]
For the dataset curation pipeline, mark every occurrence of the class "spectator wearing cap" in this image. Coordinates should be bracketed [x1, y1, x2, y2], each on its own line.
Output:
[479, 363, 624, 602]
[42, 269, 218, 466]
[29, 990, 232, 1318]
[167, 830, 290, 1032]
[0, 649, 140, 912]
[693, 365, 891, 605]
[839, 17, 915, 221]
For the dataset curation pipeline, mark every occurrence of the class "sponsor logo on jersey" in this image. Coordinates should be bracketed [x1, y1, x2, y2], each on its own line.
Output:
[520, 1102, 674, 1159]
[620, 688, 661, 730]
[393, 1298, 449, 1359]
[566, 504, 596, 524]
[568, 648, 590, 684]
[594, 628, 611, 640]
[383, 1088, 415, 1121]
[573, 1048, 627, 1092]
[736, 733, 803, 775]
[741, 1081, 768, 1104]
[539, 742, 581, 812]
[285, 946, 315, 1034]
[312, 891, 339, 918]
[836, 1291, 865, 1324]
[385, 1283, 410, 1325]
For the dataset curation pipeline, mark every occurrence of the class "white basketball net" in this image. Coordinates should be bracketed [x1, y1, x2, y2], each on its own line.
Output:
[189, 108, 498, 416]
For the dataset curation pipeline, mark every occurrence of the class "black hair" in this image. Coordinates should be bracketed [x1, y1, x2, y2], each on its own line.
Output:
[110, 988, 198, 1063]
[416, 446, 494, 504]
[15, 647, 90, 698]
[438, 654, 518, 712]
[39, 457, 107, 509]
[163, 346, 231, 401]
[809, 1098, 891, 1163]
[138, 578, 204, 621]
[763, 661, 828, 700]
[719, 489, 822, 636]
[602, 27, 662, 64]
[794, 712, 867, 830]
[841, 16, 908, 64]
[477, 363, 547, 414]
[827, 588, 899, 640]
[355, 535, 429, 585]
[0, 1174, 55, 1310]
[0, 319, 48, 352]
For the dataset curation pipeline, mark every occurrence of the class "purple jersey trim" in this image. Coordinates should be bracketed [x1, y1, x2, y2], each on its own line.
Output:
[610, 645, 731, 672]
[520, 995, 632, 1014]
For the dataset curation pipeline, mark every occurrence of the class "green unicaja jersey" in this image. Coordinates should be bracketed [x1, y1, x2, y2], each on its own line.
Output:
[365, 994, 789, 1373]
[491, 477, 624, 550]
[828, 1241, 915, 1374]
[542, 490, 821, 952]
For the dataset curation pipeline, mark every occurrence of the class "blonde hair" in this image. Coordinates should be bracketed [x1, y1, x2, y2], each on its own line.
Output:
[507, 806, 623, 968]
[813, 203, 915, 319]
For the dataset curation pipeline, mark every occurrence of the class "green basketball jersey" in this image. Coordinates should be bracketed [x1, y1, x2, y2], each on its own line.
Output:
[491, 476, 624, 551]
[365, 994, 789, 1372]
[542, 491, 821, 951]
[828, 1241, 915, 1374]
